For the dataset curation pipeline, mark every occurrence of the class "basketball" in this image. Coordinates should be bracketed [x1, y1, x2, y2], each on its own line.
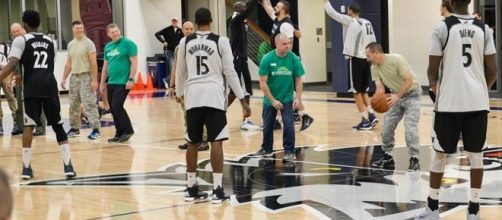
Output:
[371, 93, 390, 113]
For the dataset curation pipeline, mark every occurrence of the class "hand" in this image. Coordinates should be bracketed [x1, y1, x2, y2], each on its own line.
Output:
[240, 100, 251, 118]
[386, 94, 400, 107]
[271, 99, 283, 110]
[293, 98, 302, 110]
[60, 78, 67, 90]
[91, 80, 98, 92]
[13, 75, 21, 85]
[167, 87, 176, 98]
[163, 42, 168, 48]
[100, 82, 107, 94]
[125, 81, 134, 90]
[6, 81, 13, 93]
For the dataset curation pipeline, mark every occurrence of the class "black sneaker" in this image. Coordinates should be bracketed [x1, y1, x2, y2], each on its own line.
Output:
[300, 114, 314, 131]
[368, 113, 379, 127]
[178, 142, 189, 150]
[371, 154, 395, 170]
[408, 157, 420, 171]
[67, 128, 80, 138]
[184, 185, 208, 202]
[22, 165, 33, 180]
[273, 119, 282, 130]
[198, 142, 209, 151]
[33, 128, 46, 136]
[107, 136, 120, 143]
[355, 118, 372, 131]
[11, 124, 23, 135]
[293, 112, 301, 124]
[64, 161, 76, 179]
[252, 149, 274, 158]
[118, 132, 134, 142]
[212, 186, 230, 204]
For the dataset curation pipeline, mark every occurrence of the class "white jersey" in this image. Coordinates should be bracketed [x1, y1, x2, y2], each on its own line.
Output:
[324, 1, 376, 59]
[175, 31, 245, 111]
[430, 14, 496, 112]
[0, 43, 9, 65]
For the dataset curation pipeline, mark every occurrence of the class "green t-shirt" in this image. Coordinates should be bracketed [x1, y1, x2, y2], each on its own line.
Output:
[371, 54, 418, 93]
[104, 37, 138, 84]
[258, 50, 305, 106]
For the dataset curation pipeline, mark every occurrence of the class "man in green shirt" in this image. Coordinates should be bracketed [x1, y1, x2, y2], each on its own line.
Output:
[100, 23, 137, 143]
[256, 33, 304, 162]
[365, 42, 421, 171]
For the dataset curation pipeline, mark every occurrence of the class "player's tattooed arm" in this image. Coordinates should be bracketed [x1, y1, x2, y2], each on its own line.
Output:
[427, 55, 442, 94]
[0, 57, 19, 82]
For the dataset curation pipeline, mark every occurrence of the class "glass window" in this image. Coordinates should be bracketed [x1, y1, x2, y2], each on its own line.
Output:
[0, 0, 22, 43]
[25, 0, 58, 46]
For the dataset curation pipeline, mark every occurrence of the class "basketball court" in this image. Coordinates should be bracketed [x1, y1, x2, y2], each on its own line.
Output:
[0, 89, 501, 219]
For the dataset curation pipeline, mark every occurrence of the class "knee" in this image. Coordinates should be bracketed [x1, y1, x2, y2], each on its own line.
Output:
[467, 152, 484, 169]
[52, 124, 67, 142]
[430, 151, 448, 173]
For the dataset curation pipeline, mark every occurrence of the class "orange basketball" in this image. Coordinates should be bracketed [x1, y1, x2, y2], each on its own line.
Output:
[370, 93, 390, 113]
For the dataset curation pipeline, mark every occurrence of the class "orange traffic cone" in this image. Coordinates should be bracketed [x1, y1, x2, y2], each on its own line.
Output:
[145, 73, 154, 90]
[134, 73, 145, 90]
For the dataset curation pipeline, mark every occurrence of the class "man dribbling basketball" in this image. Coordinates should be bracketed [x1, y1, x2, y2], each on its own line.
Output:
[365, 42, 422, 171]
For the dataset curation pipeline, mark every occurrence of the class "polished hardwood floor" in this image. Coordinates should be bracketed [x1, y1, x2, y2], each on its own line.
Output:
[1, 89, 502, 220]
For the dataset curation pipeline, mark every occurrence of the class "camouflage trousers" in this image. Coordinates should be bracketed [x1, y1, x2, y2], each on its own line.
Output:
[381, 87, 422, 157]
[0, 80, 17, 122]
[69, 72, 100, 130]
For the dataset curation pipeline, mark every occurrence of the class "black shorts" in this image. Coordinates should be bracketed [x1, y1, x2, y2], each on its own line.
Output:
[24, 97, 63, 126]
[432, 111, 488, 154]
[186, 107, 228, 143]
[230, 56, 253, 96]
[349, 57, 371, 93]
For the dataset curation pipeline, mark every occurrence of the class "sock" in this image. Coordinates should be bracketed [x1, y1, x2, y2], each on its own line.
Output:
[360, 111, 368, 119]
[213, 173, 223, 190]
[22, 148, 32, 168]
[187, 172, 196, 187]
[468, 201, 480, 214]
[428, 196, 439, 211]
[470, 188, 481, 203]
[429, 188, 440, 200]
[367, 106, 374, 114]
[60, 144, 71, 165]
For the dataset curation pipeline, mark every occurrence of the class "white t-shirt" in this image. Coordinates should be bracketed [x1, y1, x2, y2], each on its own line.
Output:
[429, 14, 496, 112]
[324, 1, 376, 59]
[175, 31, 245, 111]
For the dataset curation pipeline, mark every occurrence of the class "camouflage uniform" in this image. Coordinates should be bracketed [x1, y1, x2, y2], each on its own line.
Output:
[69, 72, 100, 130]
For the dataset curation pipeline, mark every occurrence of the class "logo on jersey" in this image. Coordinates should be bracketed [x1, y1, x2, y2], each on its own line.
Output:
[271, 66, 292, 76]
[21, 145, 502, 220]
[107, 48, 120, 57]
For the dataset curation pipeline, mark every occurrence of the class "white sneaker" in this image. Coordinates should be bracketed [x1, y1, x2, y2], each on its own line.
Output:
[415, 207, 440, 220]
[240, 119, 262, 131]
[467, 211, 482, 220]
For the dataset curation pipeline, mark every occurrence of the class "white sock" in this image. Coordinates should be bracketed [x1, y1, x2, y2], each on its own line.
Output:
[367, 106, 374, 114]
[187, 172, 196, 187]
[60, 144, 71, 165]
[360, 111, 368, 119]
[22, 148, 32, 168]
[470, 188, 481, 203]
[429, 188, 440, 200]
[213, 173, 223, 189]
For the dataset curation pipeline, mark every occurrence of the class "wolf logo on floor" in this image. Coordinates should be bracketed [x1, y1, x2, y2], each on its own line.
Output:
[24, 146, 502, 220]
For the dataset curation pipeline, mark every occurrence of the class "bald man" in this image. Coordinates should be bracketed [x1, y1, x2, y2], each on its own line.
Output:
[9, 23, 47, 136]
[166, 21, 208, 151]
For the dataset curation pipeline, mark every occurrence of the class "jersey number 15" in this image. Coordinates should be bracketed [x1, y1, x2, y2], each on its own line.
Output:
[196, 56, 209, 75]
